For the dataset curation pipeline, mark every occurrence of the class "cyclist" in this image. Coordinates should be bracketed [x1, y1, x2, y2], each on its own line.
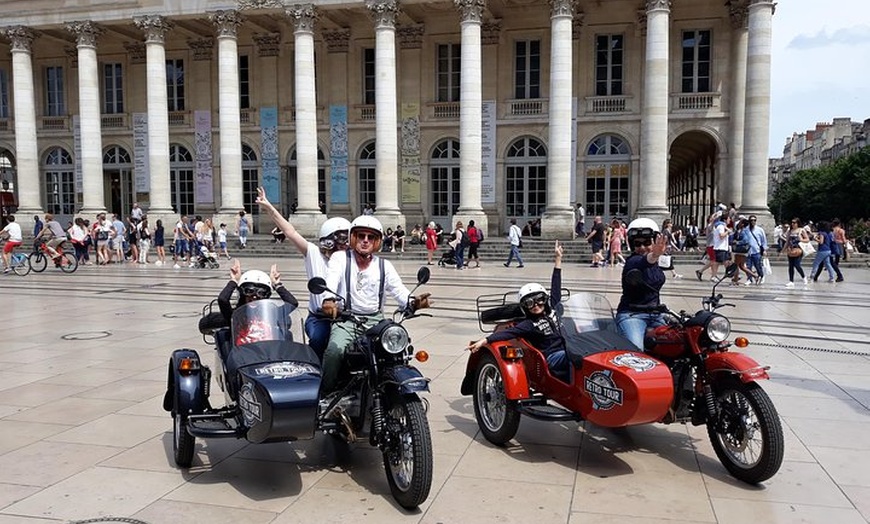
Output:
[1, 215, 23, 273]
[37, 213, 68, 261]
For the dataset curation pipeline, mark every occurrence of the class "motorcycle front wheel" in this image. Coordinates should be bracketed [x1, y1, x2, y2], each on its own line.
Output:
[707, 378, 784, 484]
[382, 392, 433, 509]
[473, 352, 520, 445]
[173, 412, 195, 468]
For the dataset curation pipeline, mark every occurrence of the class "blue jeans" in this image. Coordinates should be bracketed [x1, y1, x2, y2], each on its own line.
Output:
[748, 253, 763, 278]
[810, 251, 835, 281]
[305, 314, 331, 360]
[546, 350, 571, 383]
[615, 311, 665, 351]
[505, 245, 524, 266]
[455, 246, 465, 269]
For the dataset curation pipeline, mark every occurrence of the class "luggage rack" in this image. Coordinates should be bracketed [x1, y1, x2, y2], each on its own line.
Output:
[475, 289, 571, 333]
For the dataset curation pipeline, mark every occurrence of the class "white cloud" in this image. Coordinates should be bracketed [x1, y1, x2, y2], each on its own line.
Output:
[788, 25, 870, 49]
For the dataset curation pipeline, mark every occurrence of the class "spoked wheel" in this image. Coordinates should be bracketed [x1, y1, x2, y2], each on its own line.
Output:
[381, 392, 433, 509]
[57, 253, 78, 273]
[707, 378, 784, 484]
[173, 412, 195, 468]
[473, 352, 520, 445]
[29, 252, 47, 273]
[12, 255, 31, 276]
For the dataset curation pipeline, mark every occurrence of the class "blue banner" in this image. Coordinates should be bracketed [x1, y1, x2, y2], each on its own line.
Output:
[329, 105, 349, 204]
[260, 106, 280, 203]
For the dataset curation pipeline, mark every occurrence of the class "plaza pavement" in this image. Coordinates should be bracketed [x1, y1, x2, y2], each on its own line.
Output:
[0, 254, 869, 524]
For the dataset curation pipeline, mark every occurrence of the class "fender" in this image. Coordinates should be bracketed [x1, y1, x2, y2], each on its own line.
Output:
[163, 349, 207, 416]
[460, 345, 530, 401]
[705, 351, 770, 382]
[382, 364, 430, 394]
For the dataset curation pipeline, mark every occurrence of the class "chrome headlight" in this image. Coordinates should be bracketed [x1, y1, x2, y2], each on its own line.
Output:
[381, 324, 410, 354]
[705, 315, 731, 343]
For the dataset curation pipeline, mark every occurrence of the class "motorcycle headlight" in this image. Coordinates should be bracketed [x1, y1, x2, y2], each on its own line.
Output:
[380, 324, 410, 354]
[705, 315, 731, 343]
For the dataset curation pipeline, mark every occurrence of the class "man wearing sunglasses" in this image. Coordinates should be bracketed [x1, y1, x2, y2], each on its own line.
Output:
[319, 215, 432, 392]
[217, 259, 298, 324]
[256, 187, 351, 358]
[468, 242, 569, 383]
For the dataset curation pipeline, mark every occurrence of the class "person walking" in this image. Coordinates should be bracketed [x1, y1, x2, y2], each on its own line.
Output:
[608, 218, 626, 267]
[585, 216, 606, 267]
[425, 221, 438, 265]
[450, 221, 466, 270]
[154, 219, 166, 266]
[809, 221, 838, 283]
[236, 210, 249, 249]
[466, 219, 482, 268]
[503, 218, 525, 268]
[747, 215, 768, 283]
[137, 217, 152, 264]
[785, 218, 809, 288]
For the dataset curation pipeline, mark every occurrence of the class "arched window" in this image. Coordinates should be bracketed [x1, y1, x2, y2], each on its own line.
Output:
[505, 137, 547, 224]
[170, 144, 194, 215]
[0, 149, 16, 207]
[584, 134, 630, 221]
[103, 145, 133, 218]
[43, 147, 75, 217]
[358, 141, 376, 211]
[242, 144, 259, 215]
[430, 138, 460, 224]
[285, 147, 327, 215]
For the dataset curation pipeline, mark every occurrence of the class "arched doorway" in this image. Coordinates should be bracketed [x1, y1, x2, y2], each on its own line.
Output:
[430, 138, 460, 227]
[169, 144, 194, 216]
[103, 145, 132, 218]
[668, 131, 719, 228]
[583, 134, 630, 223]
[505, 136, 547, 226]
[357, 141, 376, 214]
[242, 144, 259, 216]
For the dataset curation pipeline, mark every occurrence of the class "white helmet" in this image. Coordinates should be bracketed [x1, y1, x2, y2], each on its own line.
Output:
[350, 215, 384, 238]
[517, 282, 548, 313]
[627, 217, 660, 245]
[319, 217, 351, 240]
[238, 269, 272, 299]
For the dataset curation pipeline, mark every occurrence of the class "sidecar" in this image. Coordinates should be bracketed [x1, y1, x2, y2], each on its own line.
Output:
[163, 300, 321, 467]
[461, 292, 674, 445]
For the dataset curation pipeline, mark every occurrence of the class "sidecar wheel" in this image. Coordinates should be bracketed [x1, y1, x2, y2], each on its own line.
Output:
[173, 413, 195, 468]
[473, 352, 520, 445]
[382, 392, 433, 509]
[707, 378, 784, 484]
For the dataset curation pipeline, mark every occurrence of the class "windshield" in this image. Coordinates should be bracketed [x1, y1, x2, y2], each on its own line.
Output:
[559, 292, 616, 339]
[231, 299, 296, 348]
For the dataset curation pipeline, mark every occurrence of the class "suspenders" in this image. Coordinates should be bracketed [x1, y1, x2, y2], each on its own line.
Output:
[344, 250, 385, 313]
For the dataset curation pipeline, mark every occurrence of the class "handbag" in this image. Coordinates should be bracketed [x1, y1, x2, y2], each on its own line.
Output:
[845, 241, 854, 252]
[96, 230, 109, 241]
[518, 239, 523, 249]
[799, 241, 815, 256]
[732, 240, 750, 254]
[762, 257, 773, 276]
[787, 246, 803, 257]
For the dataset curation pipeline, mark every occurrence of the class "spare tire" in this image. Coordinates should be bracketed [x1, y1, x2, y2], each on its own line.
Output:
[198, 311, 229, 335]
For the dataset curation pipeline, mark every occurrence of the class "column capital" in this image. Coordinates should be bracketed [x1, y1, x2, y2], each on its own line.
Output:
[65, 20, 104, 48]
[253, 32, 281, 57]
[481, 19, 501, 45]
[123, 41, 147, 64]
[397, 24, 424, 49]
[188, 38, 215, 61]
[2, 25, 39, 52]
[727, 2, 749, 29]
[238, 0, 284, 8]
[133, 15, 174, 44]
[324, 29, 351, 53]
[454, 0, 485, 24]
[286, 4, 318, 33]
[549, 0, 575, 19]
[366, 0, 399, 30]
[645, 0, 671, 13]
[208, 10, 243, 38]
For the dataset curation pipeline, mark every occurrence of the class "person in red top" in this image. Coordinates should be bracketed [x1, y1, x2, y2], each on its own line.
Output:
[425, 221, 438, 265]
[465, 220, 482, 268]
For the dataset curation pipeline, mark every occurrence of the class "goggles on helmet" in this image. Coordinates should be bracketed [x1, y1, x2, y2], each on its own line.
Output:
[239, 283, 271, 299]
[521, 292, 548, 310]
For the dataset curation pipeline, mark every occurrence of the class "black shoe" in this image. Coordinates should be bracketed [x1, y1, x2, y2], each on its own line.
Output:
[836, 277, 844, 282]
[503, 263, 510, 267]
[517, 265, 524, 268]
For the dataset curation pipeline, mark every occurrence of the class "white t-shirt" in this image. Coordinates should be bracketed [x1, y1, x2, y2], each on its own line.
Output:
[326, 251, 411, 315]
[2, 222, 22, 242]
[218, 229, 227, 243]
[712, 222, 730, 251]
[303, 241, 329, 313]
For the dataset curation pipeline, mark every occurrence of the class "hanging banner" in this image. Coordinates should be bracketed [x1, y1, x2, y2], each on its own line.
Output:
[194, 110, 214, 204]
[400, 102, 421, 203]
[73, 115, 83, 193]
[260, 106, 280, 203]
[132, 112, 149, 193]
[329, 105, 349, 204]
[481, 100, 497, 204]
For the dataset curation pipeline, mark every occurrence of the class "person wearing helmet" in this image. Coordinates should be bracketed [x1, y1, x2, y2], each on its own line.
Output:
[217, 259, 298, 323]
[468, 242, 569, 382]
[256, 187, 350, 358]
[615, 217, 669, 350]
[319, 215, 432, 392]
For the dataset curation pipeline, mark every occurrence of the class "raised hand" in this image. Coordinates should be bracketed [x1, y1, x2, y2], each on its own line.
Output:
[230, 258, 241, 282]
[270, 263, 281, 285]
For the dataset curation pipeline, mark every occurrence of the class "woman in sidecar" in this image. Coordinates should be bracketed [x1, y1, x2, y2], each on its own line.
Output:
[217, 259, 298, 324]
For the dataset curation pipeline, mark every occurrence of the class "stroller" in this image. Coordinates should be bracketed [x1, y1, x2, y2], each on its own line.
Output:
[196, 244, 220, 269]
[437, 245, 456, 267]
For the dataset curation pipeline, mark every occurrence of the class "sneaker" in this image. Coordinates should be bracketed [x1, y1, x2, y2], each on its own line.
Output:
[2, 268, 9, 274]
[503, 263, 510, 267]
[785, 282, 795, 288]
[673, 274, 683, 279]
[836, 277, 844, 282]
[517, 265, 524, 268]
[802, 276, 809, 285]
[695, 270, 703, 281]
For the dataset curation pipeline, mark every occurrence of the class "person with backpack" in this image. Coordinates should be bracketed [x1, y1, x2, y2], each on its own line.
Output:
[465, 219, 483, 268]
[450, 220, 466, 270]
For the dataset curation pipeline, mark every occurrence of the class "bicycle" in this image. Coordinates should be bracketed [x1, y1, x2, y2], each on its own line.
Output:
[29, 240, 78, 274]
[7, 251, 32, 276]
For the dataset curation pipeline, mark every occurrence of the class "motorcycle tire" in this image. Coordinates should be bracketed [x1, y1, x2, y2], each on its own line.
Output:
[29, 252, 47, 273]
[707, 377, 784, 484]
[57, 253, 78, 273]
[473, 352, 520, 446]
[382, 391, 433, 509]
[173, 412, 195, 468]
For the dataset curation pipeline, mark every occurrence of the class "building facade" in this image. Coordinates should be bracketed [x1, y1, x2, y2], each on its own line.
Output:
[0, 0, 775, 237]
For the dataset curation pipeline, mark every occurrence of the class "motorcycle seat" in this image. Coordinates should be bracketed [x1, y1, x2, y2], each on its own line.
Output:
[564, 329, 641, 367]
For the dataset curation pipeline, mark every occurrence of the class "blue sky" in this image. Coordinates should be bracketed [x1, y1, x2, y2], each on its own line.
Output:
[769, 0, 870, 157]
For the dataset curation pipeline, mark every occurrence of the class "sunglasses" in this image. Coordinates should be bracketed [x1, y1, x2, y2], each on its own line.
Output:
[240, 284, 270, 299]
[354, 232, 379, 241]
[521, 293, 548, 309]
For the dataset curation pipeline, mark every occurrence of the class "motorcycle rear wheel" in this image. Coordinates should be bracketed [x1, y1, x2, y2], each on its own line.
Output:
[29, 252, 47, 273]
[382, 392, 433, 509]
[173, 412, 195, 468]
[707, 378, 784, 484]
[473, 352, 520, 445]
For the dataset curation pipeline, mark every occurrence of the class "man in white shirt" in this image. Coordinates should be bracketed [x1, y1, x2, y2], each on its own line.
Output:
[711, 214, 732, 279]
[1, 215, 23, 273]
[130, 202, 144, 221]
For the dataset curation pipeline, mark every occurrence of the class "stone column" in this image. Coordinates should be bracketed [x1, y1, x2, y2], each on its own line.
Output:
[725, 1, 748, 208]
[286, 4, 325, 236]
[366, 0, 404, 225]
[741, 0, 775, 226]
[636, 0, 670, 224]
[2, 26, 43, 218]
[209, 10, 245, 226]
[541, 0, 575, 239]
[133, 16, 174, 225]
[451, 0, 488, 236]
[65, 21, 106, 216]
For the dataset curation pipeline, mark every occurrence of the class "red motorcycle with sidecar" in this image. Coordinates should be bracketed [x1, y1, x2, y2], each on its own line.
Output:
[461, 275, 784, 484]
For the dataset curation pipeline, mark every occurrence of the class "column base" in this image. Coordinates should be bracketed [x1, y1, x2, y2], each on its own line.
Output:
[13, 206, 46, 222]
[142, 206, 177, 233]
[452, 210, 488, 240]
[541, 210, 575, 240]
[280, 211, 326, 238]
[634, 206, 671, 229]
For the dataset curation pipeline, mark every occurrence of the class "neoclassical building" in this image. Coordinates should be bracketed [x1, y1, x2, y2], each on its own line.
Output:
[0, 0, 775, 237]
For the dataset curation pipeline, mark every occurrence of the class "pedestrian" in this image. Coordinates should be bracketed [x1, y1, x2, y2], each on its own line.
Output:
[466, 219, 482, 268]
[747, 215, 768, 283]
[809, 221, 838, 283]
[154, 219, 166, 266]
[130, 202, 144, 221]
[574, 203, 586, 237]
[138, 216, 152, 264]
[450, 220, 465, 270]
[425, 221, 437, 265]
[503, 218, 525, 268]
[218, 223, 230, 259]
[32, 214, 43, 241]
[608, 218, 626, 267]
[661, 219, 683, 279]
[828, 218, 846, 281]
[236, 210, 249, 249]
[785, 218, 809, 288]
[684, 218, 699, 252]
[710, 210, 732, 280]
[585, 216, 605, 267]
